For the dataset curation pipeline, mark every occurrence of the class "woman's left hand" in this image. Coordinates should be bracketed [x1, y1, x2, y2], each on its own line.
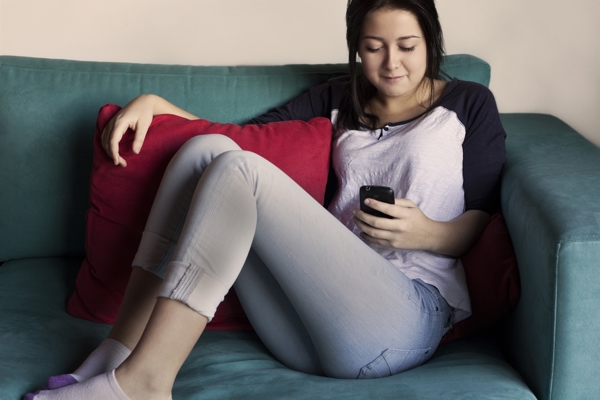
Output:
[353, 198, 435, 251]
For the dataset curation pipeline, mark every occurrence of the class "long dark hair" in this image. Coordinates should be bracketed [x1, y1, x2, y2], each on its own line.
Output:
[337, 0, 446, 131]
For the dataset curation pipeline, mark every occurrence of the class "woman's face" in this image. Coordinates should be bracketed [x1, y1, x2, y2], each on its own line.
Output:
[358, 8, 428, 101]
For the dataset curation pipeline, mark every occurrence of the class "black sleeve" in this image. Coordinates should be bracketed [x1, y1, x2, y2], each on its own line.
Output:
[246, 76, 348, 124]
[460, 83, 506, 214]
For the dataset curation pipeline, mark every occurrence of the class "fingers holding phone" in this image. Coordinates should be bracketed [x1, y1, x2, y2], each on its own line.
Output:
[354, 186, 433, 250]
[354, 185, 397, 247]
[359, 185, 395, 219]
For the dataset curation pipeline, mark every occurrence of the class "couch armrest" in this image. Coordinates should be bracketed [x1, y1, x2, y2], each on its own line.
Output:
[500, 113, 600, 400]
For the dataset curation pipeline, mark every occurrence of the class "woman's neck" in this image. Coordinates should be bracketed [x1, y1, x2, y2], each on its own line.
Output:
[369, 93, 424, 127]
[367, 79, 448, 128]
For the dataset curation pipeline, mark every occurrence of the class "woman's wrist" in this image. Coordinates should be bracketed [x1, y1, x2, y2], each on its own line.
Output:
[135, 94, 162, 116]
[421, 218, 449, 255]
[140, 94, 199, 120]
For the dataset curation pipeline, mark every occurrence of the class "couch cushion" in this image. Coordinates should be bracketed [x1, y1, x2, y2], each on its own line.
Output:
[66, 104, 332, 328]
[0, 258, 536, 399]
[443, 213, 520, 343]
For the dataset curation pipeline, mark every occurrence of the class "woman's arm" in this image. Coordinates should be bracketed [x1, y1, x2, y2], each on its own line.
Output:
[246, 77, 345, 124]
[102, 94, 199, 167]
[353, 198, 490, 257]
[104, 78, 341, 166]
[426, 209, 490, 256]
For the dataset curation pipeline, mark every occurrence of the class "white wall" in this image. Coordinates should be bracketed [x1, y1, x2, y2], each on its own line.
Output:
[438, 0, 600, 147]
[1, 0, 598, 146]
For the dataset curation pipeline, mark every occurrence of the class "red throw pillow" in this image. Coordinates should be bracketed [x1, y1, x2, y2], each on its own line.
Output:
[441, 213, 521, 343]
[67, 104, 333, 330]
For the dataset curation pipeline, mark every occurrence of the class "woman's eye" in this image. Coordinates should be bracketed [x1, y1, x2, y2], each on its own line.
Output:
[400, 46, 416, 52]
[366, 47, 381, 53]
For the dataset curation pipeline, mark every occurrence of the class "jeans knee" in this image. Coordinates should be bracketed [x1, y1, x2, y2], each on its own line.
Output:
[179, 134, 239, 158]
[169, 134, 241, 176]
[208, 149, 265, 176]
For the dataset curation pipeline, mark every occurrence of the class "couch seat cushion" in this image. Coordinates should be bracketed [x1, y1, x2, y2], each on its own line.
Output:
[0, 258, 535, 399]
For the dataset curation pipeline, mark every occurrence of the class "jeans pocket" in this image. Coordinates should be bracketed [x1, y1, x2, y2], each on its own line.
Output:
[357, 348, 431, 379]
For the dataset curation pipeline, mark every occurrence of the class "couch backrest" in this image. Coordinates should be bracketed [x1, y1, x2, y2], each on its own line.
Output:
[0, 54, 490, 261]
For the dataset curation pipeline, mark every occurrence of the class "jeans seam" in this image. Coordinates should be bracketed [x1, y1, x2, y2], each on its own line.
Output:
[171, 263, 204, 302]
[407, 280, 448, 316]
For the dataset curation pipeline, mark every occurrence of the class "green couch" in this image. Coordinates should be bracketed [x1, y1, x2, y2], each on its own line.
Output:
[0, 54, 598, 400]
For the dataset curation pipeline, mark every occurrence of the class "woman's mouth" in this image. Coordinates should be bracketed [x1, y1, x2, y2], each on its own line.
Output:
[383, 76, 404, 83]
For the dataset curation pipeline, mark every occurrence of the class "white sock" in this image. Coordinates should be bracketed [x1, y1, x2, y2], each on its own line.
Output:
[27, 370, 131, 400]
[40, 339, 132, 391]
[71, 339, 131, 382]
[27, 370, 173, 400]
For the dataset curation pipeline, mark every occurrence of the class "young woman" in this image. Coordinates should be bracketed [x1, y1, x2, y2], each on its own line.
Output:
[26, 0, 505, 399]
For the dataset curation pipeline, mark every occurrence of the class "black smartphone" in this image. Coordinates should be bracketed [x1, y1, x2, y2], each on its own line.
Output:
[359, 185, 395, 219]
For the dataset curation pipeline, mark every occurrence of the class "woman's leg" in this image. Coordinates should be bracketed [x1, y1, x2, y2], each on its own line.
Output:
[106, 133, 244, 349]
[118, 140, 450, 380]
[233, 209, 452, 378]
[84, 134, 244, 379]
[31, 135, 241, 394]
[28, 135, 449, 399]
[234, 250, 323, 375]
[116, 297, 207, 400]
[117, 139, 450, 382]
[107, 268, 163, 351]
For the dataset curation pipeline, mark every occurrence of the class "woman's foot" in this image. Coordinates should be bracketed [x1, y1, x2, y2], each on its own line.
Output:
[41, 374, 78, 390]
[40, 339, 131, 390]
[24, 370, 171, 400]
[25, 370, 129, 400]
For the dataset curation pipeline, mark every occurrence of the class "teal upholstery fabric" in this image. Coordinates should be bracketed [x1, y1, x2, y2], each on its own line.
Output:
[1, 259, 535, 400]
[501, 114, 600, 400]
[441, 53, 490, 87]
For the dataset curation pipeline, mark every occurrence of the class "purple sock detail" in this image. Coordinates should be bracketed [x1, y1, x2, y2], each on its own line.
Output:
[43, 374, 79, 390]
[23, 390, 41, 400]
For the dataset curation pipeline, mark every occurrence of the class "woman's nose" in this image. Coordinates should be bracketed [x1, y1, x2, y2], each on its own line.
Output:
[384, 48, 399, 70]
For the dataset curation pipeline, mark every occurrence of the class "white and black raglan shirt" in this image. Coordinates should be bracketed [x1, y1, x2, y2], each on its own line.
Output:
[248, 76, 506, 324]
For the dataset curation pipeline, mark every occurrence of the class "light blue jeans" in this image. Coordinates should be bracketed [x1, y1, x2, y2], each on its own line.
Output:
[132, 135, 452, 379]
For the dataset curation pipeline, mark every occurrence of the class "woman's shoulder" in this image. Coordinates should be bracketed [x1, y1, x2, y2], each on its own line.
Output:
[247, 75, 349, 124]
[327, 75, 350, 89]
[310, 75, 350, 108]
[437, 78, 501, 124]
[299, 75, 350, 113]
[441, 78, 496, 103]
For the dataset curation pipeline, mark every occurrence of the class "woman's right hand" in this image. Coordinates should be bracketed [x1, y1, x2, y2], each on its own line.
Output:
[101, 94, 157, 167]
